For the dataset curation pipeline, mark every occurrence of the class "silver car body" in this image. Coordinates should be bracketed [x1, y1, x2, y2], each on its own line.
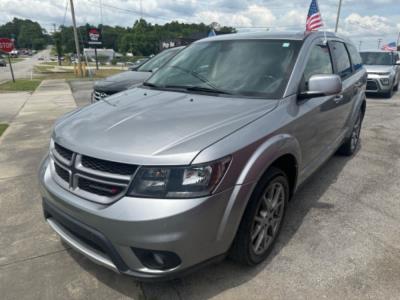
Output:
[39, 32, 366, 280]
[91, 47, 184, 102]
[361, 50, 400, 94]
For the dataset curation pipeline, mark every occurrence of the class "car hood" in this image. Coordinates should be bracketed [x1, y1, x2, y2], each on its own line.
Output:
[364, 65, 394, 74]
[94, 71, 151, 92]
[54, 88, 278, 165]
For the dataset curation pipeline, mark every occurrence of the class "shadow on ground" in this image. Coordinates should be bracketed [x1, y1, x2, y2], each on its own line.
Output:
[66, 149, 358, 299]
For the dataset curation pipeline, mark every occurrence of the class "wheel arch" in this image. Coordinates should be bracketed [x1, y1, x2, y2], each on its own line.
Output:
[216, 134, 301, 244]
[236, 134, 301, 196]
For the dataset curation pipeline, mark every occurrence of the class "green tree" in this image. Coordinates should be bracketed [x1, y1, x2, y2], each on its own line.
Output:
[0, 18, 47, 50]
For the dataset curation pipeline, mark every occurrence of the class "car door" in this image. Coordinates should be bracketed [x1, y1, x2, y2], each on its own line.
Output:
[290, 41, 343, 173]
[328, 41, 358, 140]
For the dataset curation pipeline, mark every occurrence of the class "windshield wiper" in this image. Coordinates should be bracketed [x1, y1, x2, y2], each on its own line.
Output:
[142, 82, 160, 88]
[184, 86, 233, 95]
[160, 84, 232, 95]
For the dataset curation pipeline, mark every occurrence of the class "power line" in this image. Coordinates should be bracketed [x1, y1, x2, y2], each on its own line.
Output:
[62, 0, 69, 27]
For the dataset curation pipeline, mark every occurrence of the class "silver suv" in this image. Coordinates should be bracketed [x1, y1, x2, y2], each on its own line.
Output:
[360, 50, 400, 98]
[39, 32, 366, 280]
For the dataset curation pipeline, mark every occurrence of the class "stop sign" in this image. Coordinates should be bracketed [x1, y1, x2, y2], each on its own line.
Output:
[0, 38, 14, 53]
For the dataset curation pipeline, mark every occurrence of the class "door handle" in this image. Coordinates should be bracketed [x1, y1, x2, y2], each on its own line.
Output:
[334, 95, 344, 103]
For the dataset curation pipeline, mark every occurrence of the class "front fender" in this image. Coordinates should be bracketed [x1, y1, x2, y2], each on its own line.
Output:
[236, 133, 301, 186]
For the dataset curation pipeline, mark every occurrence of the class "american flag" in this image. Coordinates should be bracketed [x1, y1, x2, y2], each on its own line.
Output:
[381, 42, 397, 52]
[306, 0, 323, 31]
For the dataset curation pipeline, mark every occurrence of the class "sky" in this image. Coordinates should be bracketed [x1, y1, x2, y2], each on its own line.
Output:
[0, 0, 399, 49]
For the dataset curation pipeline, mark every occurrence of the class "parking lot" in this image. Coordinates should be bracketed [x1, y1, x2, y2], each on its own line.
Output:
[1, 80, 400, 299]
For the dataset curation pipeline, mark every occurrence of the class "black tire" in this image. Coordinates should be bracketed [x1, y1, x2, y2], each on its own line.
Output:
[383, 86, 394, 98]
[337, 110, 363, 156]
[229, 167, 289, 266]
[394, 83, 399, 92]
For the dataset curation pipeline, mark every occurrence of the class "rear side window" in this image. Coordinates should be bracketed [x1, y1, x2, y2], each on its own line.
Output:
[330, 41, 352, 79]
[347, 44, 363, 71]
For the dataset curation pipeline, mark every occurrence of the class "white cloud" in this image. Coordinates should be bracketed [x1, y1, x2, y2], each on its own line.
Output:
[194, 4, 275, 28]
[342, 13, 394, 36]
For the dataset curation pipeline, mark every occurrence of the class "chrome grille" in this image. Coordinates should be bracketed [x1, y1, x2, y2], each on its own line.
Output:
[54, 162, 70, 183]
[54, 143, 73, 161]
[81, 155, 136, 176]
[366, 80, 378, 91]
[78, 177, 125, 197]
[92, 90, 116, 102]
[50, 142, 137, 204]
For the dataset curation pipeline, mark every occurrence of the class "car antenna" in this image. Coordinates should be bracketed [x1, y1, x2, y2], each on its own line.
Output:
[323, 29, 328, 45]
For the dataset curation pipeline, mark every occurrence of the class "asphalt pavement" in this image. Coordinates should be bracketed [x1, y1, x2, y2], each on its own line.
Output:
[0, 81, 400, 299]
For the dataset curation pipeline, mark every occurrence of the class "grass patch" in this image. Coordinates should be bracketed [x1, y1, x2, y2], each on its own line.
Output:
[0, 124, 9, 137]
[10, 57, 25, 63]
[35, 64, 124, 80]
[91, 69, 124, 78]
[40, 61, 72, 66]
[0, 79, 42, 92]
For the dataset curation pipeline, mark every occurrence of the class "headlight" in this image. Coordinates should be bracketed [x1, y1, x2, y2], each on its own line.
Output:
[380, 78, 390, 85]
[128, 157, 231, 198]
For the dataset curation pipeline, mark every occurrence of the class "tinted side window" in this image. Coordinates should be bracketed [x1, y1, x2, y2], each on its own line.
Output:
[347, 44, 363, 71]
[331, 41, 352, 79]
[303, 44, 333, 83]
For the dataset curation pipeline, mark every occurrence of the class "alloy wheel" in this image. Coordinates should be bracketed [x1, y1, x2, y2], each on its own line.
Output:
[250, 182, 285, 255]
[350, 114, 362, 152]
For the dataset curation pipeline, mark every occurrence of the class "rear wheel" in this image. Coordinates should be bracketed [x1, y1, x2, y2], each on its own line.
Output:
[229, 167, 289, 265]
[337, 110, 363, 156]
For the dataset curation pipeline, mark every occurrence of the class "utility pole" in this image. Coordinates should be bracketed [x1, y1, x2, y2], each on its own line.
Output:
[334, 0, 343, 33]
[378, 38, 382, 50]
[70, 0, 83, 77]
[397, 32, 400, 50]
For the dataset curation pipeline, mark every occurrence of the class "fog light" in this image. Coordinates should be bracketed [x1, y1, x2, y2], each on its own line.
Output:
[132, 248, 181, 270]
[380, 78, 390, 85]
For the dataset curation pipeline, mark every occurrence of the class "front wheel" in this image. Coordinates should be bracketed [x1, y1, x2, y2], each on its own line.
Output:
[383, 86, 394, 98]
[229, 167, 289, 265]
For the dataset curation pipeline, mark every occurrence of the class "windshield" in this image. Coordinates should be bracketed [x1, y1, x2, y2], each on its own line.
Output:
[146, 40, 302, 98]
[137, 48, 180, 72]
[360, 52, 395, 65]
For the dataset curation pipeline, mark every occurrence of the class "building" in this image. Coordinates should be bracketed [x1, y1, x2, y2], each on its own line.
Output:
[83, 48, 122, 61]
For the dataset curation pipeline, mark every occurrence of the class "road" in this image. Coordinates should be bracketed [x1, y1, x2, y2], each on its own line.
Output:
[0, 48, 50, 84]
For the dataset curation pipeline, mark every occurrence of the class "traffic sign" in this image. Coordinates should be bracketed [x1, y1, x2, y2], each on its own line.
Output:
[0, 38, 14, 53]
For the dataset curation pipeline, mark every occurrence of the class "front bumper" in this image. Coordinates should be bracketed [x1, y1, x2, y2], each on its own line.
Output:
[366, 74, 393, 93]
[39, 156, 253, 280]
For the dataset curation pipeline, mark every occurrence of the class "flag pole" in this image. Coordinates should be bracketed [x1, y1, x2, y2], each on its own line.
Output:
[334, 0, 343, 33]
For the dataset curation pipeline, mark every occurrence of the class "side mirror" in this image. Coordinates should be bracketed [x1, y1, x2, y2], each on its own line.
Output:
[299, 74, 342, 100]
[396, 60, 400, 65]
